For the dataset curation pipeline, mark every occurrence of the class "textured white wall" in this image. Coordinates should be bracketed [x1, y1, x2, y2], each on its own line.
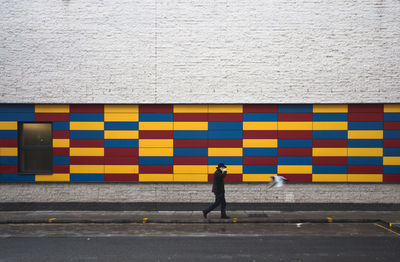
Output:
[1, 0, 399, 103]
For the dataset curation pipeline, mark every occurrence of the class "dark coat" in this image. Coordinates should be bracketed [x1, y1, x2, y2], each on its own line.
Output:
[212, 168, 227, 194]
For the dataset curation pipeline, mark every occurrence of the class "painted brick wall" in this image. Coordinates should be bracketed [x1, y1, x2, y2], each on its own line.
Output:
[1, 0, 400, 103]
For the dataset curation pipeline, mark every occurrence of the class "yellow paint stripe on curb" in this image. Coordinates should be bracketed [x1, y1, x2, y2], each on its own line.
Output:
[48, 218, 56, 223]
[374, 223, 400, 237]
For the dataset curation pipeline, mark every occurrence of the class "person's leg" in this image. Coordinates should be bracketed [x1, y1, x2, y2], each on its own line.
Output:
[204, 193, 222, 214]
[220, 193, 227, 217]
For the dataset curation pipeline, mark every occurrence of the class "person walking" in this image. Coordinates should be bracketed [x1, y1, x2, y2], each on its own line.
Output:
[202, 163, 230, 219]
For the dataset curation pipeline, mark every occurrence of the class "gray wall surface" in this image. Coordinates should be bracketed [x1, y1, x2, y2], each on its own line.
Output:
[1, 0, 400, 104]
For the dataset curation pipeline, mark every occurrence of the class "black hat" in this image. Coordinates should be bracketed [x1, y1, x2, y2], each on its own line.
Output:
[218, 163, 227, 168]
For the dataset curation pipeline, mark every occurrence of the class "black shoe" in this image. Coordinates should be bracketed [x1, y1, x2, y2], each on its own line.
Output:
[202, 210, 207, 219]
[221, 215, 230, 219]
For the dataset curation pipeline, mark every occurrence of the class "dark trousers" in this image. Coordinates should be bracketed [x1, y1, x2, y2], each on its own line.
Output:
[204, 192, 226, 216]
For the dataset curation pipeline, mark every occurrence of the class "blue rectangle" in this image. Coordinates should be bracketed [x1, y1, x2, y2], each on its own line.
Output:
[348, 157, 383, 165]
[348, 122, 383, 130]
[313, 131, 348, 139]
[104, 122, 138, 130]
[278, 157, 312, 165]
[243, 165, 277, 174]
[0, 174, 35, 182]
[348, 139, 383, 148]
[278, 104, 313, 113]
[383, 166, 400, 174]
[243, 148, 278, 156]
[174, 131, 208, 139]
[70, 113, 104, 121]
[53, 156, 70, 165]
[384, 113, 400, 121]
[0, 104, 34, 113]
[104, 139, 138, 148]
[70, 174, 104, 182]
[0, 112, 34, 121]
[208, 131, 243, 139]
[139, 113, 173, 122]
[70, 131, 104, 139]
[278, 139, 312, 148]
[208, 157, 243, 165]
[313, 113, 348, 121]
[243, 113, 277, 121]
[53, 121, 70, 130]
[139, 157, 173, 165]
[208, 122, 243, 130]
[312, 165, 347, 174]
[0, 130, 17, 139]
[384, 148, 400, 156]
[174, 148, 208, 156]
[0, 157, 18, 165]
[384, 131, 400, 139]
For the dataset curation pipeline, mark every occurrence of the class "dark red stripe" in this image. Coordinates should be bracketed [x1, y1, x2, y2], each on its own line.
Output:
[347, 165, 383, 174]
[278, 174, 312, 182]
[208, 113, 243, 122]
[384, 122, 400, 130]
[384, 139, 400, 148]
[105, 157, 138, 165]
[0, 139, 17, 147]
[243, 105, 278, 113]
[278, 131, 313, 139]
[174, 157, 208, 165]
[70, 139, 104, 147]
[35, 113, 69, 121]
[278, 113, 313, 121]
[53, 148, 70, 156]
[313, 139, 348, 148]
[139, 165, 173, 174]
[173, 113, 208, 122]
[278, 148, 312, 156]
[348, 104, 383, 113]
[208, 173, 242, 182]
[208, 139, 242, 148]
[312, 157, 348, 165]
[70, 104, 104, 113]
[139, 131, 174, 139]
[105, 148, 138, 157]
[243, 156, 277, 165]
[0, 165, 17, 173]
[173, 139, 208, 148]
[139, 105, 173, 113]
[243, 131, 277, 139]
[383, 174, 400, 182]
[70, 156, 104, 165]
[105, 174, 139, 182]
[53, 130, 69, 139]
[348, 113, 383, 122]
[53, 165, 70, 173]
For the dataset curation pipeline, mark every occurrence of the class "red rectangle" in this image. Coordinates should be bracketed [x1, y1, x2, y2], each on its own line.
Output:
[139, 165, 173, 174]
[278, 131, 313, 139]
[348, 104, 383, 113]
[70, 139, 104, 147]
[139, 131, 174, 139]
[313, 139, 348, 148]
[105, 173, 139, 182]
[278, 113, 313, 121]
[243, 105, 278, 113]
[105, 148, 138, 157]
[348, 113, 383, 122]
[70, 156, 104, 165]
[348, 165, 383, 174]
[384, 122, 400, 130]
[384, 139, 400, 148]
[0, 139, 17, 147]
[173, 139, 208, 148]
[208, 113, 243, 122]
[208, 173, 242, 182]
[0, 165, 17, 173]
[174, 157, 208, 165]
[312, 157, 348, 165]
[53, 165, 70, 173]
[243, 156, 277, 165]
[278, 148, 312, 156]
[105, 157, 138, 165]
[173, 113, 208, 122]
[35, 113, 70, 121]
[139, 105, 173, 113]
[243, 131, 277, 139]
[208, 139, 242, 148]
[53, 148, 70, 156]
[70, 104, 104, 113]
[53, 130, 69, 139]
[278, 174, 312, 182]
[383, 174, 400, 182]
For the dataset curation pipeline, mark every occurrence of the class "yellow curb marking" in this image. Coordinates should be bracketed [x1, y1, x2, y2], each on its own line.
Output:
[142, 218, 148, 224]
[327, 217, 333, 223]
[48, 218, 56, 223]
[233, 218, 238, 223]
[374, 223, 400, 237]
[389, 222, 400, 227]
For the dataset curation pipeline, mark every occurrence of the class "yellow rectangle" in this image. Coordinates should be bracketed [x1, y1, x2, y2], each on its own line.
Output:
[312, 148, 348, 156]
[70, 122, 104, 130]
[348, 130, 383, 139]
[243, 139, 277, 148]
[313, 122, 348, 130]
[35, 104, 69, 113]
[278, 122, 312, 130]
[347, 174, 383, 182]
[70, 148, 104, 156]
[139, 173, 174, 182]
[104, 113, 138, 122]
[243, 174, 275, 182]
[36, 173, 70, 182]
[70, 165, 104, 174]
[208, 148, 242, 157]
[104, 105, 138, 113]
[208, 165, 243, 174]
[173, 122, 208, 130]
[174, 165, 208, 174]
[208, 105, 243, 113]
[312, 174, 347, 182]
[384, 104, 400, 112]
[383, 157, 400, 166]
[0, 148, 17, 156]
[243, 122, 278, 130]
[139, 122, 173, 130]
[139, 148, 173, 156]
[313, 105, 348, 113]
[139, 139, 173, 148]
[278, 165, 312, 174]
[174, 174, 208, 182]
[53, 139, 70, 148]
[104, 130, 138, 139]
[348, 148, 383, 157]
[104, 165, 138, 174]
[174, 105, 208, 113]
[0, 121, 17, 130]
